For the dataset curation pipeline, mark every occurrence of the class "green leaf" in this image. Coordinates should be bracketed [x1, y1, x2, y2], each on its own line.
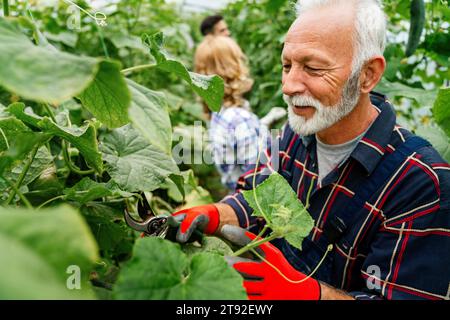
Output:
[416, 125, 450, 163]
[64, 178, 112, 204]
[4, 146, 54, 190]
[0, 114, 32, 136]
[183, 237, 234, 257]
[127, 79, 172, 154]
[0, 17, 99, 104]
[423, 31, 450, 58]
[80, 203, 134, 254]
[107, 33, 146, 51]
[0, 128, 7, 152]
[8, 103, 103, 173]
[78, 60, 131, 129]
[266, 0, 288, 14]
[45, 31, 78, 47]
[0, 116, 32, 155]
[0, 205, 99, 299]
[101, 125, 179, 192]
[168, 173, 185, 201]
[64, 178, 133, 204]
[242, 172, 314, 250]
[0, 132, 49, 177]
[178, 186, 213, 210]
[432, 88, 450, 137]
[113, 237, 246, 300]
[376, 78, 438, 107]
[143, 32, 224, 112]
[0, 103, 9, 118]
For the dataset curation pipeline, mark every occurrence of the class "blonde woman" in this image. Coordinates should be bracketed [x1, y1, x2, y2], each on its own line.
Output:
[195, 35, 285, 191]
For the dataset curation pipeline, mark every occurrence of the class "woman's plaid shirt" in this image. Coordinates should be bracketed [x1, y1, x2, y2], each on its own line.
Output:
[221, 93, 450, 300]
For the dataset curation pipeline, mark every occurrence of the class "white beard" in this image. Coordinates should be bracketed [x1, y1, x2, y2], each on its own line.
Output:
[284, 72, 361, 137]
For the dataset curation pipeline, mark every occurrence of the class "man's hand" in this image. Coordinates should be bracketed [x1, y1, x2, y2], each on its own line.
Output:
[221, 225, 320, 300]
[170, 204, 220, 243]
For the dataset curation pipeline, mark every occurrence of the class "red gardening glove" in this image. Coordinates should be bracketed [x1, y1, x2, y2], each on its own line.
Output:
[221, 225, 320, 300]
[170, 204, 220, 243]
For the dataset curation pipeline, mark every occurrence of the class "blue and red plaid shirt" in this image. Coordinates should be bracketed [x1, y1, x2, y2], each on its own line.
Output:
[221, 92, 450, 300]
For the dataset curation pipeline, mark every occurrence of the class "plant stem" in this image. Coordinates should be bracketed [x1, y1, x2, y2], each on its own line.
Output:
[42, 104, 94, 176]
[152, 196, 174, 212]
[3, 0, 9, 16]
[121, 64, 157, 75]
[256, 225, 269, 239]
[305, 176, 316, 209]
[5, 144, 40, 205]
[252, 141, 270, 222]
[90, 279, 113, 291]
[129, 0, 143, 31]
[231, 234, 278, 257]
[37, 195, 65, 209]
[96, 25, 110, 59]
[3, 176, 33, 209]
[43, 103, 57, 122]
[62, 141, 95, 175]
[250, 244, 334, 284]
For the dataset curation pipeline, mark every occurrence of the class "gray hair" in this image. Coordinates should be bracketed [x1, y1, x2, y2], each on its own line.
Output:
[295, 0, 387, 73]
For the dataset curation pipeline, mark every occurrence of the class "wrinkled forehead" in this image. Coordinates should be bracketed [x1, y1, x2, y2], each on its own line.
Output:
[284, 4, 356, 57]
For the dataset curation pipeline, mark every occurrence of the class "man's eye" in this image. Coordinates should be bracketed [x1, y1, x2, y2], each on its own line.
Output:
[305, 66, 322, 73]
[283, 64, 291, 71]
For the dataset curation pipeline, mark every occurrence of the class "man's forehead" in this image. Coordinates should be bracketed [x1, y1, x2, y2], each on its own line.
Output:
[286, 3, 356, 43]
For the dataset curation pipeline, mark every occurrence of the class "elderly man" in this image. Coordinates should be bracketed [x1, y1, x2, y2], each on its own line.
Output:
[171, 0, 450, 300]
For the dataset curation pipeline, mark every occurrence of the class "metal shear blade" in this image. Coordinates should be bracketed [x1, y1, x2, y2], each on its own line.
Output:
[124, 209, 170, 238]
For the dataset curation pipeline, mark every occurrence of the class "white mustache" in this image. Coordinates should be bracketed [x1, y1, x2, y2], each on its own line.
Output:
[283, 94, 325, 110]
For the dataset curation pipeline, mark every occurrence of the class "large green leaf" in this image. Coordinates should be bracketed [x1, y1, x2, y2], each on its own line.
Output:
[242, 172, 314, 250]
[127, 79, 172, 154]
[0, 205, 99, 299]
[80, 203, 133, 255]
[3, 146, 54, 191]
[432, 88, 450, 137]
[0, 131, 50, 178]
[0, 115, 30, 153]
[107, 33, 147, 51]
[143, 32, 224, 112]
[416, 125, 450, 163]
[8, 103, 103, 173]
[64, 178, 133, 204]
[0, 17, 99, 104]
[45, 31, 78, 48]
[101, 125, 179, 192]
[376, 78, 438, 107]
[78, 61, 131, 129]
[113, 237, 246, 300]
[183, 236, 234, 257]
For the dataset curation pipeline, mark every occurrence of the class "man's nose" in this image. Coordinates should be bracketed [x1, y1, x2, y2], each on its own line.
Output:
[282, 68, 307, 96]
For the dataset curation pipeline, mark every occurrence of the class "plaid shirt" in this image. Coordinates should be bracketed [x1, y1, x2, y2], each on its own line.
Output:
[209, 105, 268, 190]
[221, 92, 450, 300]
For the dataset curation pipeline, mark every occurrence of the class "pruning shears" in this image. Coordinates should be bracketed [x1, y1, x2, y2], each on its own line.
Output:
[124, 208, 172, 238]
[123, 194, 203, 243]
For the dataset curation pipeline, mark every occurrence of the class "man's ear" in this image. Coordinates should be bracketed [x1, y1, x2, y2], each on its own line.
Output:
[359, 56, 386, 94]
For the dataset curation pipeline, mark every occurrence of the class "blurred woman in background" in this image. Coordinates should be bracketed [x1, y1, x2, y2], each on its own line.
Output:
[195, 35, 285, 191]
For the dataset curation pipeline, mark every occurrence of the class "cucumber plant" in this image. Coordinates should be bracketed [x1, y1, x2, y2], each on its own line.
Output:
[0, 9, 317, 299]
